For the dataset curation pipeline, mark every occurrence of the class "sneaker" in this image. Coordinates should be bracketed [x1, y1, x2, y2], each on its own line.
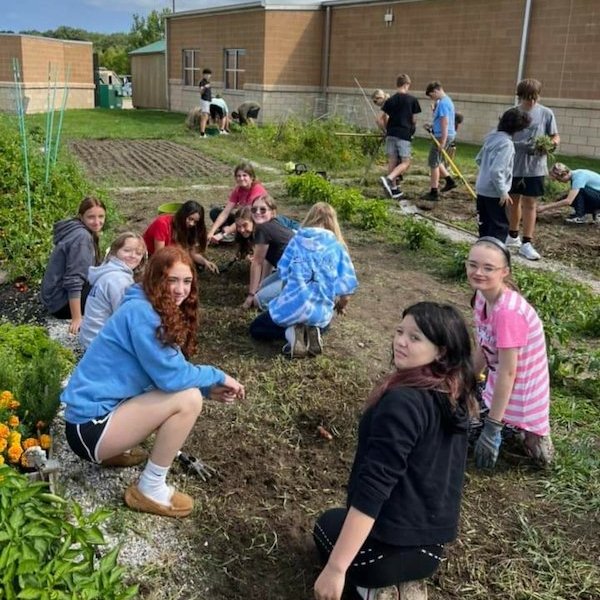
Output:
[564, 215, 587, 224]
[219, 129, 230, 135]
[523, 432, 555, 469]
[441, 179, 457, 193]
[199, 133, 206, 138]
[306, 326, 323, 356]
[518, 242, 541, 261]
[283, 324, 308, 358]
[421, 191, 439, 202]
[391, 189, 404, 200]
[505, 234, 522, 249]
[380, 176, 395, 198]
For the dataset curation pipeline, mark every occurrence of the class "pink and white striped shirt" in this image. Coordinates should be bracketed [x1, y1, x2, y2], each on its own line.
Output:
[474, 289, 550, 436]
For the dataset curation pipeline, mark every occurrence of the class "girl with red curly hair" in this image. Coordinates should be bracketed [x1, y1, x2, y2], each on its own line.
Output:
[62, 246, 245, 518]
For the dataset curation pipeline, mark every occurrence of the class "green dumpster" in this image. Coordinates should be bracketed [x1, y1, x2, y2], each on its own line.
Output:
[98, 84, 123, 109]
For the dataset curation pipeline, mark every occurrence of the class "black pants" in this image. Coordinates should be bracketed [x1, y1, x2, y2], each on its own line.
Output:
[477, 194, 508, 241]
[51, 283, 91, 319]
[313, 508, 443, 589]
[209, 206, 235, 227]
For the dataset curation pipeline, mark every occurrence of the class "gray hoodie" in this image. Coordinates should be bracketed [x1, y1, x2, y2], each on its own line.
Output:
[475, 130, 515, 198]
[40, 219, 96, 314]
[79, 257, 135, 349]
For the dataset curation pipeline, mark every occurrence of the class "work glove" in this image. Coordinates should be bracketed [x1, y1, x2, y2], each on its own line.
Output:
[474, 417, 503, 469]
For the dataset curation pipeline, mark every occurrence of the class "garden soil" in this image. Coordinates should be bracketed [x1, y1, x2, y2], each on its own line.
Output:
[1, 141, 598, 599]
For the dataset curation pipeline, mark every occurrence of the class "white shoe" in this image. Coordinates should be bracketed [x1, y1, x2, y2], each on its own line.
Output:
[519, 242, 541, 261]
[505, 234, 522, 249]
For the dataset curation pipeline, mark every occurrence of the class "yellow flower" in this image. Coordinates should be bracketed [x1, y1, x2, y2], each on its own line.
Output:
[8, 431, 21, 447]
[7, 415, 19, 428]
[8, 399, 19, 410]
[0, 455, 4, 465]
[20, 453, 30, 468]
[0, 391, 13, 408]
[0, 423, 9, 439]
[7, 444, 23, 463]
[0, 438, 6, 453]
[22, 438, 38, 450]
[39, 434, 52, 450]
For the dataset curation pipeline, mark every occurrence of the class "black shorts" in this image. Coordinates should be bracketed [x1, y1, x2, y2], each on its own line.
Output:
[510, 176, 545, 198]
[65, 413, 113, 463]
[210, 105, 224, 120]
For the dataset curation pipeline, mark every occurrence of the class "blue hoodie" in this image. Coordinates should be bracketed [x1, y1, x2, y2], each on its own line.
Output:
[268, 227, 358, 328]
[63, 284, 226, 424]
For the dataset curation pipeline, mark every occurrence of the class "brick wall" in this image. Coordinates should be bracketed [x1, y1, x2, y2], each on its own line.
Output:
[0, 35, 93, 113]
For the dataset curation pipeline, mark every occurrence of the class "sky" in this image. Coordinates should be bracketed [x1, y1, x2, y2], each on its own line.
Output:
[1, 0, 215, 35]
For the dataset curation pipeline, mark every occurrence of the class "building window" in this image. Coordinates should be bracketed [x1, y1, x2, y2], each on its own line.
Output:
[224, 49, 246, 90]
[183, 49, 202, 86]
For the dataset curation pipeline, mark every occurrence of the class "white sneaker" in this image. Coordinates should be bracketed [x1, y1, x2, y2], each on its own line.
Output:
[564, 215, 587, 224]
[505, 234, 522, 249]
[519, 242, 541, 261]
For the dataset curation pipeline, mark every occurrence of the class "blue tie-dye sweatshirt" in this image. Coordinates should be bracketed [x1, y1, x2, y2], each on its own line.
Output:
[268, 227, 358, 328]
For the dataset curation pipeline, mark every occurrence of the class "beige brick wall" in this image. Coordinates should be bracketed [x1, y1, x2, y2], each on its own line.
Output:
[0, 35, 93, 113]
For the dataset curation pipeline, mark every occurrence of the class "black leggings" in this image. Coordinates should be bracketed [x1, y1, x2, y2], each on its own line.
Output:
[313, 508, 443, 589]
[50, 283, 91, 319]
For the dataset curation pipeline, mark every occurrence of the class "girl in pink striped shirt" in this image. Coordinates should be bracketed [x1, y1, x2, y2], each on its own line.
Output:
[466, 237, 553, 469]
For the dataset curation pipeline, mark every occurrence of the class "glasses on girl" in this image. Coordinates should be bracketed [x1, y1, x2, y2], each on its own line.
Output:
[251, 206, 269, 215]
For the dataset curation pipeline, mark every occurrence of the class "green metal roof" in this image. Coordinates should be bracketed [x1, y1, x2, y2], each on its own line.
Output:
[128, 39, 165, 55]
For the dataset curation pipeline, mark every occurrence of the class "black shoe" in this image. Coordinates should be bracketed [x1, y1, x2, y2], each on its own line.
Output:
[380, 176, 394, 198]
[441, 179, 457, 192]
[391, 189, 404, 199]
[422, 191, 439, 202]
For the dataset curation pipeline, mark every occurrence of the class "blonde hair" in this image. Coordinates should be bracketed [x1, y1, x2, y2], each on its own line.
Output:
[106, 232, 147, 275]
[302, 202, 346, 246]
[371, 89, 389, 102]
[550, 162, 570, 181]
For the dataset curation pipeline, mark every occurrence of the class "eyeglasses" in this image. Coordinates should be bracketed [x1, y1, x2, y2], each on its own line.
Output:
[251, 206, 269, 215]
[464, 260, 505, 274]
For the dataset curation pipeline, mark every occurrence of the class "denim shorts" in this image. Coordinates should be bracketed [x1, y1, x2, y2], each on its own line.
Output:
[386, 136, 412, 159]
[428, 136, 455, 168]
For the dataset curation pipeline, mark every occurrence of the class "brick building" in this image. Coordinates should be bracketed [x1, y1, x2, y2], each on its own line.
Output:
[0, 34, 94, 114]
[166, 0, 600, 157]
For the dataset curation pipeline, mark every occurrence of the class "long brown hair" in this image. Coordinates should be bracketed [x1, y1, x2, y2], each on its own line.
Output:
[142, 246, 198, 359]
[173, 201, 208, 253]
[367, 302, 478, 419]
[77, 197, 106, 264]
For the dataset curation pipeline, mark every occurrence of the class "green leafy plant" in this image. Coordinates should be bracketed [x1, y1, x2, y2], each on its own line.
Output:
[0, 466, 138, 599]
[399, 216, 437, 251]
[533, 135, 557, 156]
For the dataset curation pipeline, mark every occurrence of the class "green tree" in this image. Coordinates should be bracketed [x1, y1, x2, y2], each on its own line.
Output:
[100, 46, 129, 74]
[129, 8, 171, 50]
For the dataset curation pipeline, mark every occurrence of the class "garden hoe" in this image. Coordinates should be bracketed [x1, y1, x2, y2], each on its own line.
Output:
[176, 451, 217, 482]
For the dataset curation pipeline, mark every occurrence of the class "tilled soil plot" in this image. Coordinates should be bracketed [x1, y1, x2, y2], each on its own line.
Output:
[68, 140, 231, 183]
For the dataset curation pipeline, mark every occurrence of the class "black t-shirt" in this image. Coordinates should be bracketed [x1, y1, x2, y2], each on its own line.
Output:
[199, 78, 212, 102]
[253, 219, 294, 267]
[382, 93, 421, 140]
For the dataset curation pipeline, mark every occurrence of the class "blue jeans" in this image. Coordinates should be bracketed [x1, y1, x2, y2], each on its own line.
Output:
[573, 187, 600, 217]
[249, 312, 286, 341]
[255, 271, 284, 310]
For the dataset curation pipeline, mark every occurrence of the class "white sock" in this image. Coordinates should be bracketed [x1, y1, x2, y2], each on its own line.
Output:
[284, 326, 295, 346]
[138, 460, 172, 506]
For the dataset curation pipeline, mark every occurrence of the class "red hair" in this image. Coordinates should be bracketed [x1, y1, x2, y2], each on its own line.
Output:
[142, 246, 198, 358]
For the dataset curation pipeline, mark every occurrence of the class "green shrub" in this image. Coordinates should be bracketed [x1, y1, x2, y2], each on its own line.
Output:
[0, 467, 138, 599]
[0, 114, 108, 281]
[439, 242, 470, 281]
[0, 324, 74, 430]
[399, 216, 437, 251]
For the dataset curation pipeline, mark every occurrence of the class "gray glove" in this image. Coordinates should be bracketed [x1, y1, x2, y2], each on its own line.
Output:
[474, 417, 503, 469]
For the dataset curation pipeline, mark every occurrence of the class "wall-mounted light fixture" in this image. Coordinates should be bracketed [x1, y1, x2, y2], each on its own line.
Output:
[384, 9, 394, 27]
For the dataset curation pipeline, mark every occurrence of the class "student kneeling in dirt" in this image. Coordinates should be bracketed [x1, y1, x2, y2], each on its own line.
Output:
[313, 302, 477, 600]
[249, 203, 358, 358]
[537, 162, 600, 224]
[232, 101, 261, 126]
[62, 247, 245, 518]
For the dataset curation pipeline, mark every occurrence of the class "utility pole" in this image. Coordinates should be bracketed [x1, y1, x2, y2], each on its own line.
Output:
[172, 1, 175, 12]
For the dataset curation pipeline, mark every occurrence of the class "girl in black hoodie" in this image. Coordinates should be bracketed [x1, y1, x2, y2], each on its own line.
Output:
[313, 302, 477, 600]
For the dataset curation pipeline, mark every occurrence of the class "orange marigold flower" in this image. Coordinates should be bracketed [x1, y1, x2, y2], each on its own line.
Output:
[0, 391, 13, 407]
[22, 437, 38, 450]
[7, 415, 19, 428]
[7, 444, 23, 463]
[0, 438, 7, 453]
[8, 431, 21, 447]
[20, 453, 30, 468]
[0, 423, 9, 439]
[39, 434, 52, 450]
[8, 400, 20, 410]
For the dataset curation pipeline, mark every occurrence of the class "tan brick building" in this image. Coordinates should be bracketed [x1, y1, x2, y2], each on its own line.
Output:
[0, 34, 94, 114]
[166, 0, 600, 157]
